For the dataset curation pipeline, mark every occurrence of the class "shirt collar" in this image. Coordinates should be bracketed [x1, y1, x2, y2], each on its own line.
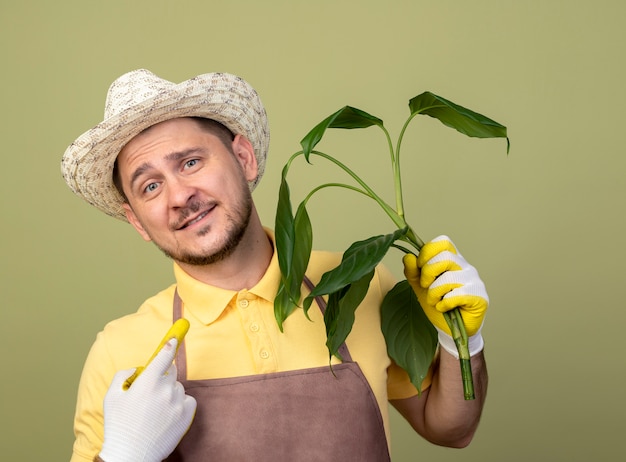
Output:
[173, 228, 281, 325]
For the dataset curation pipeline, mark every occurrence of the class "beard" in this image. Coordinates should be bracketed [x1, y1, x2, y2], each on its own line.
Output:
[154, 179, 253, 266]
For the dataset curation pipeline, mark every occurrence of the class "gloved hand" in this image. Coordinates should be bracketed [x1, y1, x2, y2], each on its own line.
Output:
[99, 339, 197, 462]
[403, 235, 489, 358]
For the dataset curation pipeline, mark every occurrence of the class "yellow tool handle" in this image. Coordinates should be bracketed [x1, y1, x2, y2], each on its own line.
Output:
[123, 318, 190, 390]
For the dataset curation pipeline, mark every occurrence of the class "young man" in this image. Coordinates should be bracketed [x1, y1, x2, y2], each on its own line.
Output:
[63, 69, 489, 462]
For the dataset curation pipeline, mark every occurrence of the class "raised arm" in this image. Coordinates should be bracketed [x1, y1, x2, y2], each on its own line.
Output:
[393, 235, 490, 447]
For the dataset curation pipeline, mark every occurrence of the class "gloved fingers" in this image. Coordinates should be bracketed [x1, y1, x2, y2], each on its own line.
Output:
[402, 253, 420, 284]
[162, 392, 198, 453]
[416, 235, 458, 268]
[405, 246, 465, 289]
[426, 278, 463, 308]
[108, 368, 139, 393]
[183, 394, 198, 419]
[159, 363, 179, 389]
[100, 338, 194, 462]
[140, 338, 178, 383]
[419, 251, 463, 288]
[160, 379, 197, 438]
[166, 373, 190, 403]
[436, 294, 488, 315]
[436, 295, 487, 336]
[180, 389, 198, 427]
[431, 266, 488, 337]
[166, 363, 177, 379]
[428, 265, 489, 308]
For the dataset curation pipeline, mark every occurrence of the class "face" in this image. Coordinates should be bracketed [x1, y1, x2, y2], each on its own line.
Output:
[117, 118, 258, 266]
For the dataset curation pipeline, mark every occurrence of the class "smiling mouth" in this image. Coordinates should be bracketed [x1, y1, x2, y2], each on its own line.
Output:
[177, 207, 213, 230]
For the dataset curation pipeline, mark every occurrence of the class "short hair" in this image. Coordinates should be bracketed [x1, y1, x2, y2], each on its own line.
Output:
[190, 117, 235, 148]
[112, 117, 235, 201]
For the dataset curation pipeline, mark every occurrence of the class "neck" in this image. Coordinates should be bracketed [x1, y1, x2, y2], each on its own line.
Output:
[176, 210, 273, 290]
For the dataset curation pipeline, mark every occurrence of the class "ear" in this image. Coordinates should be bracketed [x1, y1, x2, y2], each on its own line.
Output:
[231, 134, 259, 183]
[123, 203, 152, 242]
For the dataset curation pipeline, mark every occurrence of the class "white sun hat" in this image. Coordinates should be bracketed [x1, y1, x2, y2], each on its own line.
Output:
[61, 69, 270, 221]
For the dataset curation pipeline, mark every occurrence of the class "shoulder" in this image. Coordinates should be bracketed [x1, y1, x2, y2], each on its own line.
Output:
[93, 283, 178, 369]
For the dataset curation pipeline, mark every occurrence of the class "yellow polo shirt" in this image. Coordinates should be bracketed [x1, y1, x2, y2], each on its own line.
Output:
[71, 232, 428, 462]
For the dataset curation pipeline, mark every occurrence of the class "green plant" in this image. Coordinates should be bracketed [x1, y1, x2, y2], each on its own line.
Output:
[274, 91, 509, 399]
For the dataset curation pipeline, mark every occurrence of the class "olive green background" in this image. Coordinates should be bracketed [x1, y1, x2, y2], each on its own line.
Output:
[1, 0, 624, 460]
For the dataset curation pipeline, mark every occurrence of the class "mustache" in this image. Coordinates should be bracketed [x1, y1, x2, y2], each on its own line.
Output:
[170, 200, 216, 230]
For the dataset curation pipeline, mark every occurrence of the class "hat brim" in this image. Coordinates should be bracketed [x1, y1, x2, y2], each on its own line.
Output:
[62, 73, 269, 221]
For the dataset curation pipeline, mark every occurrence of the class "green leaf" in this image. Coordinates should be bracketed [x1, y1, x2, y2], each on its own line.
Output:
[274, 165, 297, 329]
[288, 202, 313, 315]
[274, 162, 316, 329]
[304, 227, 408, 313]
[275, 164, 295, 277]
[381, 280, 438, 394]
[409, 91, 510, 153]
[300, 106, 384, 160]
[274, 284, 295, 331]
[324, 269, 375, 360]
[292, 202, 313, 280]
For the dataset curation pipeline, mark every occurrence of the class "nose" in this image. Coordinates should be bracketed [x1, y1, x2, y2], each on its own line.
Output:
[167, 176, 197, 209]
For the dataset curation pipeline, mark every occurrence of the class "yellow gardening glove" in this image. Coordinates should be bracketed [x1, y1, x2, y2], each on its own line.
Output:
[100, 339, 197, 462]
[403, 235, 489, 357]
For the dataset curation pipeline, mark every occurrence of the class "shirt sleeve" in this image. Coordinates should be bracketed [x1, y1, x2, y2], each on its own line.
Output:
[71, 331, 116, 462]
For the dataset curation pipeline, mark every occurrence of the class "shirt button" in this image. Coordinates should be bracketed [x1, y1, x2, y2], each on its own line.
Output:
[239, 299, 249, 308]
[260, 350, 270, 359]
[250, 323, 259, 332]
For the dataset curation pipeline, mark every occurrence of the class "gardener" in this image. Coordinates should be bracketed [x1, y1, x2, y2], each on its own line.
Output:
[63, 69, 490, 462]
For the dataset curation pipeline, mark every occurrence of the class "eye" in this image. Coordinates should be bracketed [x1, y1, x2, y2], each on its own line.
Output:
[144, 182, 159, 193]
[184, 159, 199, 169]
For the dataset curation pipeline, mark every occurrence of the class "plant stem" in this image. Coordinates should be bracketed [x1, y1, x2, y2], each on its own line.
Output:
[392, 111, 422, 220]
[303, 150, 410, 231]
[404, 226, 425, 251]
[443, 309, 475, 400]
[302, 182, 370, 205]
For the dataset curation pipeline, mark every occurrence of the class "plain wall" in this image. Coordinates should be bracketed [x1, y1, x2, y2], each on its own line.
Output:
[1, 1, 624, 460]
